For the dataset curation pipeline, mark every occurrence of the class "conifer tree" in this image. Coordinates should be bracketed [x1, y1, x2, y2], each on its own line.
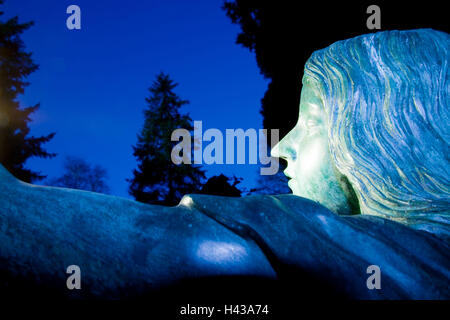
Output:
[0, 1, 55, 182]
[128, 73, 205, 206]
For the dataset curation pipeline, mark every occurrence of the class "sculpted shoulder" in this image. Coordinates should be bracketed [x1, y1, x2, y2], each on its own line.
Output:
[0, 166, 275, 297]
[185, 193, 450, 299]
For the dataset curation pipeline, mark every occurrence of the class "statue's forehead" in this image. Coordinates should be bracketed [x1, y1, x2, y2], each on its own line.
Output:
[299, 82, 323, 114]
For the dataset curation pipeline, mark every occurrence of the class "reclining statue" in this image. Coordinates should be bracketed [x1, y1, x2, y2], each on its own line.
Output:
[0, 29, 448, 300]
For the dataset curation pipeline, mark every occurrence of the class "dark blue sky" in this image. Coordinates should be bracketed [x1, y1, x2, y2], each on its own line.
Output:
[3, 0, 268, 197]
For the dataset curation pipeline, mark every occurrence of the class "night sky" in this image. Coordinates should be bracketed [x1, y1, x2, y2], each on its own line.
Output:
[3, 0, 268, 197]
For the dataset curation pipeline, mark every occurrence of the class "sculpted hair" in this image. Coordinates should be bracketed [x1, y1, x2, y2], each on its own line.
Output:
[304, 29, 449, 231]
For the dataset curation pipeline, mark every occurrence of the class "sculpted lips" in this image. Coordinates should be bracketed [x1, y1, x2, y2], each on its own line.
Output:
[283, 168, 294, 180]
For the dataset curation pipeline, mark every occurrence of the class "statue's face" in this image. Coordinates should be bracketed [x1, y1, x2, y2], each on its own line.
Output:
[271, 81, 355, 215]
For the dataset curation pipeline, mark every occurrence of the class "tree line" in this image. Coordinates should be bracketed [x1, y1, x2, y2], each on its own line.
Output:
[0, 2, 256, 206]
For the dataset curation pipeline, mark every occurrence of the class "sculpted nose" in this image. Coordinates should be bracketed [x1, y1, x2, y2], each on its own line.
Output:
[270, 141, 281, 158]
[271, 131, 297, 161]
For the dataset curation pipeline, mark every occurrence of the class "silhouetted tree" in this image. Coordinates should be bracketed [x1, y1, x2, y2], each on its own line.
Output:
[128, 73, 205, 206]
[49, 156, 109, 193]
[199, 174, 242, 197]
[0, 1, 55, 182]
[251, 169, 290, 195]
[223, 1, 449, 140]
[223, 1, 448, 195]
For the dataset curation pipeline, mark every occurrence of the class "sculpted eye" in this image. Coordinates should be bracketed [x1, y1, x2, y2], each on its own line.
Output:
[306, 119, 323, 131]
[307, 119, 318, 127]
[298, 117, 322, 135]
